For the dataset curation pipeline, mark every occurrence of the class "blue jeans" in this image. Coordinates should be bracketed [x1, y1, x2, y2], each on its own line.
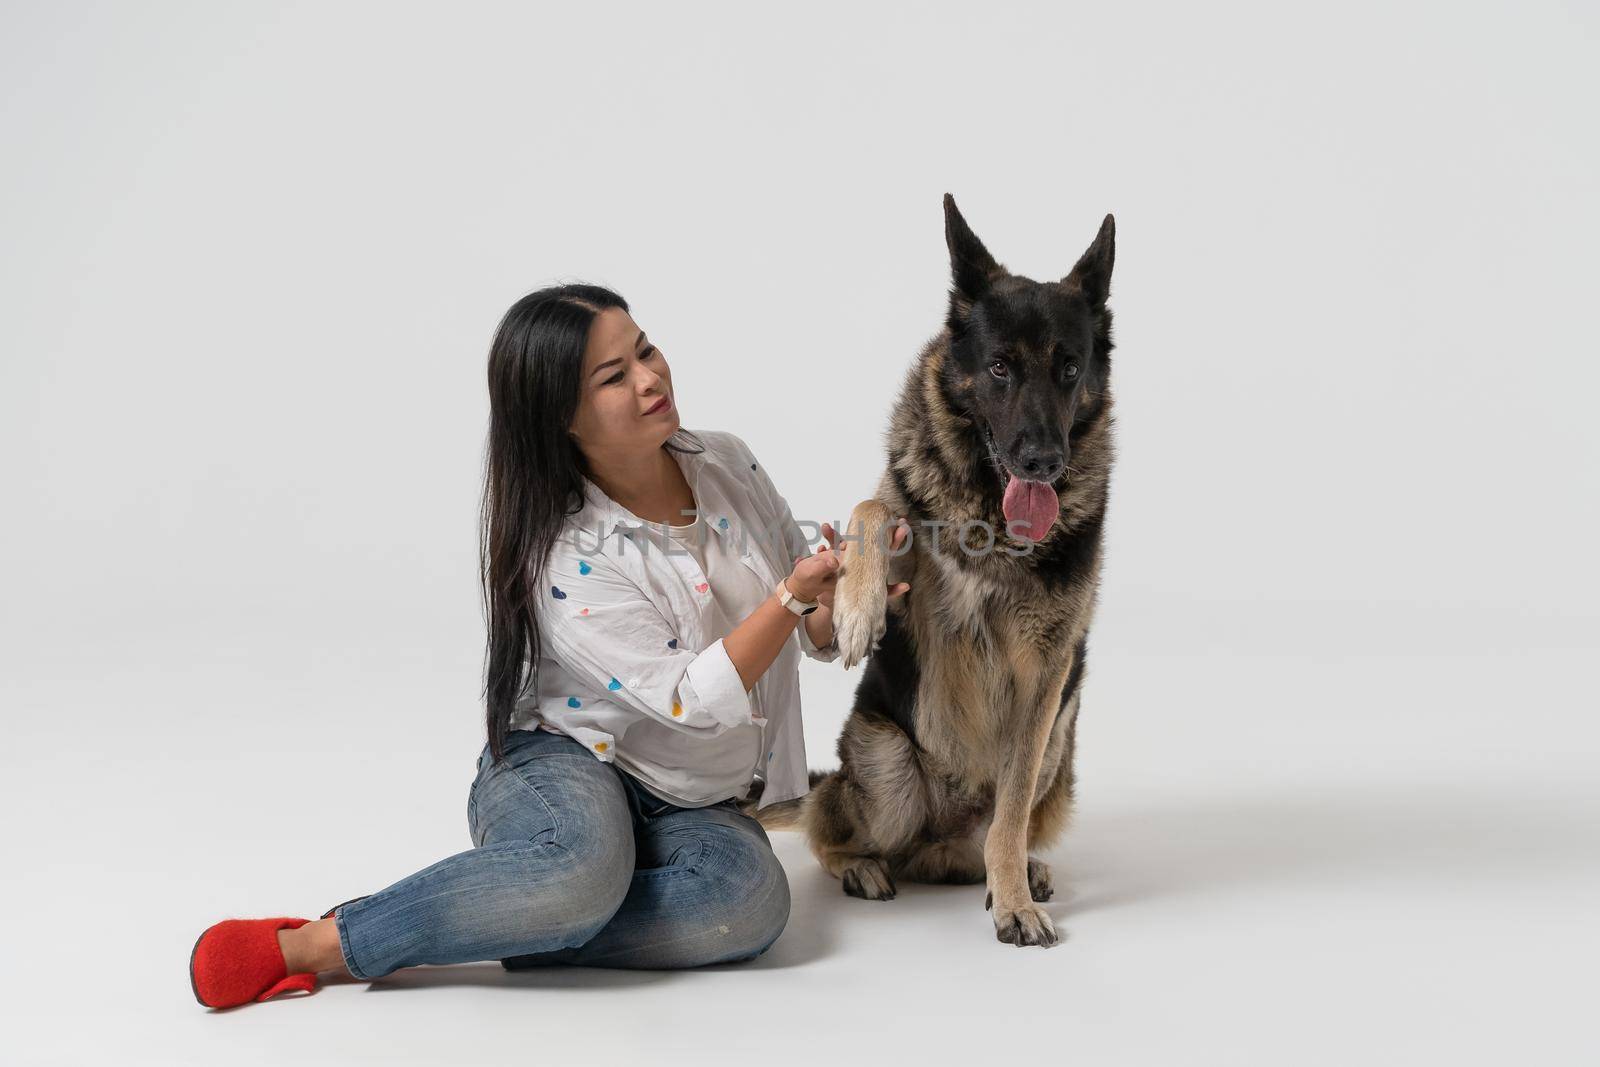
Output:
[329, 727, 791, 979]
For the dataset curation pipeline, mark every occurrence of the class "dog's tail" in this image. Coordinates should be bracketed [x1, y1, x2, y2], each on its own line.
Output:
[739, 769, 833, 831]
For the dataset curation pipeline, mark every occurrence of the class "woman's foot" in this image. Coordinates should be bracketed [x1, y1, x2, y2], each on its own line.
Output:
[190, 916, 323, 1008]
[277, 917, 353, 977]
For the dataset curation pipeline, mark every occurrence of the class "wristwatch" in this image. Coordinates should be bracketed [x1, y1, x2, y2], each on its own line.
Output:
[774, 577, 819, 616]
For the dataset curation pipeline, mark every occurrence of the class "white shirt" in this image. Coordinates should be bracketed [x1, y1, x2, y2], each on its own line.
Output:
[509, 428, 840, 809]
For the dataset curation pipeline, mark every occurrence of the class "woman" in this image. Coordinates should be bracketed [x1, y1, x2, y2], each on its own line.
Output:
[188, 283, 910, 1008]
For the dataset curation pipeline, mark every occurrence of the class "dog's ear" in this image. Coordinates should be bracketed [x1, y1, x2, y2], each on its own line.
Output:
[1061, 213, 1115, 309]
[944, 193, 1006, 326]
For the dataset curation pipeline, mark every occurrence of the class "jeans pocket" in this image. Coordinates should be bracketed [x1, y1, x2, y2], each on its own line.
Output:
[467, 745, 494, 844]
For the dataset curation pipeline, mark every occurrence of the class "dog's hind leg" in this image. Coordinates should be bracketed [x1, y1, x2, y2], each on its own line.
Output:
[898, 836, 986, 885]
[803, 772, 898, 900]
[803, 714, 931, 901]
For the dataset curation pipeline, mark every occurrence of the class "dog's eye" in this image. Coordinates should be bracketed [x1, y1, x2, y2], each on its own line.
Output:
[989, 360, 1009, 380]
[1064, 363, 1080, 380]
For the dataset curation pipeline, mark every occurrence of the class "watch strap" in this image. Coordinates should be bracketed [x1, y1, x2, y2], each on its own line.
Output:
[775, 577, 819, 616]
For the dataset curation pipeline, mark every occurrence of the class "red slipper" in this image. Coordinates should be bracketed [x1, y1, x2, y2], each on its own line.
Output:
[189, 916, 319, 1008]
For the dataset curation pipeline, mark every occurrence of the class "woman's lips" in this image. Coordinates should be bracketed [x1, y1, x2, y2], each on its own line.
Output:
[644, 395, 672, 415]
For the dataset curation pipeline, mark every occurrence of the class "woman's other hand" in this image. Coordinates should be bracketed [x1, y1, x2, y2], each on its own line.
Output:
[806, 518, 911, 611]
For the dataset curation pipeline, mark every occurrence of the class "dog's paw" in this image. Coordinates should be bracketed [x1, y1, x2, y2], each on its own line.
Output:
[1027, 857, 1054, 902]
[834, 573, 888, 670]
[840, 857, 896, 901]
[985, 894, 1058, 948]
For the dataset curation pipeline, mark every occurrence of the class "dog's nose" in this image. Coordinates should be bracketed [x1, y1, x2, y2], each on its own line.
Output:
[1015, 444, 1065, 483]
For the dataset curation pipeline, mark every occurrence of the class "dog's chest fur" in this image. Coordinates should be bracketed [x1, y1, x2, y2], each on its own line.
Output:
[897, 541, 1083, 790]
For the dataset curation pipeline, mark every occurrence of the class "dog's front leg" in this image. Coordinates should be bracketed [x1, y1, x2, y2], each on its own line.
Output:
[982, 663, 1072, 947]
[832, 498, 897, 668]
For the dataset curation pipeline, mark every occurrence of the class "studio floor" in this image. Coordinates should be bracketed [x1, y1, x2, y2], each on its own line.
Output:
[6, 598, 1595, 1065]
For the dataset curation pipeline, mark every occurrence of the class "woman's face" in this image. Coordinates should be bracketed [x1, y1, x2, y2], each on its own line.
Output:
[568, 306, 679, 454]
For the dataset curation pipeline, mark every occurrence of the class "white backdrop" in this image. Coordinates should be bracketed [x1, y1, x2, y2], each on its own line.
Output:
[4, 2, 1597, 1064]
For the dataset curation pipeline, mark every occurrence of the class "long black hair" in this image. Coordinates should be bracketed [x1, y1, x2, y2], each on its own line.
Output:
[478, 283, 703, 764]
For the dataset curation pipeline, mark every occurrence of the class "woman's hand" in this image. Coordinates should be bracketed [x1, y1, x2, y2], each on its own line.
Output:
[805, 518, 912, 611]
[785, 544, 840, 605]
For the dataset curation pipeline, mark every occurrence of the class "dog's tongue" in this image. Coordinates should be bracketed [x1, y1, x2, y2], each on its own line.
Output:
[1002, 476, 1060, 541]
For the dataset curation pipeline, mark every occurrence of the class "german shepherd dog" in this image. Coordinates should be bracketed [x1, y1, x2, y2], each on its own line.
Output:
[747, 194, 1116, 947]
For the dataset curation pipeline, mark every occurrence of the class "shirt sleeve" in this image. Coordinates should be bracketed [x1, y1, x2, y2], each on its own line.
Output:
[727, 433, 841, 663]
[538, 542, 760, 731]
[796, 610, 842, 663]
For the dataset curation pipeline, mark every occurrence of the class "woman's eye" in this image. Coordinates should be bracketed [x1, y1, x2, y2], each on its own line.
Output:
[989, 359, 1009, 379]
[602, 346, 660, 386]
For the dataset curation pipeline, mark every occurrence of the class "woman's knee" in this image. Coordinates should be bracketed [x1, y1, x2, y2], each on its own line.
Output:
[491, 831, 636, 948]
[561, 836, 637, 938]
[747, 849, 791, 955]
[702, 831, 791, 959]
[481, 771, 638, 944]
